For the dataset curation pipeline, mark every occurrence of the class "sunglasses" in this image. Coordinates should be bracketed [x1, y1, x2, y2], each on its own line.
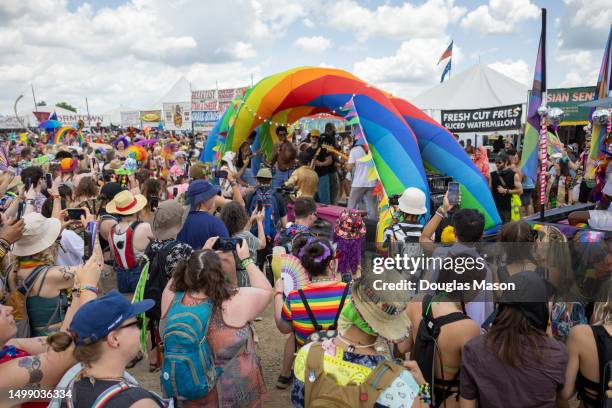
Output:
[118, 316, 143, 330]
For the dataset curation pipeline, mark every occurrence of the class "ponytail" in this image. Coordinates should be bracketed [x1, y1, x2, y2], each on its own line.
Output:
[47, 331, 74, 353]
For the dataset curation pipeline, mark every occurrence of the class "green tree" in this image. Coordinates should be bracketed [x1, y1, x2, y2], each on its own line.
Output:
[56, 101, 76, 112]
[36, 101, 46, 106]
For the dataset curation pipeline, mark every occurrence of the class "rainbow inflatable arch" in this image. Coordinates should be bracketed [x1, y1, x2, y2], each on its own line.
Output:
[54, 126, 85, 146]
[204, 67, 501, 232]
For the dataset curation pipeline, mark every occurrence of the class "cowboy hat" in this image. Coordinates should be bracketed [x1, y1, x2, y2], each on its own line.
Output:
[105, 190, 147, 215]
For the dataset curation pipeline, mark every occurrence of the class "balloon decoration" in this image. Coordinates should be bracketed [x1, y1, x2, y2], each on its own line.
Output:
[209, 66, 501, 232]
[126, 145, 148, 162]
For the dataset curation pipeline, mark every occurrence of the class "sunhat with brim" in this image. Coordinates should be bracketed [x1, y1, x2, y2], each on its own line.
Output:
[152, 200, 184, 240]
[256, 168, 273, 179]
[105, 190, 148, 215]
[6, 175, 22, 191]
[186, 180, 220, 208]
[69, 290, 154, 346]
[398, 187, 427, 215]
[350, 270, 411, 342]
[104, 159, 123, 171]
[12, 213, 62, 257]
[59, 157, 78, 174]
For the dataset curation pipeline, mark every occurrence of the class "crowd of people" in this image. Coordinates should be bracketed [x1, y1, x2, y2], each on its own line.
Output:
[0, 122, 608, 408]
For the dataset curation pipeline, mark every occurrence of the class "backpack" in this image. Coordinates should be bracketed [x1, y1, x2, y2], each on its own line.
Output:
[5, 265, 52, 338]
[110, 221, 142, 270]
[303, 343, 403, 408]
[141, 240, 180, 322]
[248, 187, 279, 241]
[298, 285, 349, 345]
[160, 292, 218, 401]
[412, 294, 468, 407]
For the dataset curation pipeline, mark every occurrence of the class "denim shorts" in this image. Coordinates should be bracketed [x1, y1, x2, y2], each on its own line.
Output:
[115, 266, 141, 293]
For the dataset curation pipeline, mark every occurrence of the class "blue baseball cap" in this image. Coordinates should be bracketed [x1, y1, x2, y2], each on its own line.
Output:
[69, 290, 154, 345]
[186, 180, 220, 207]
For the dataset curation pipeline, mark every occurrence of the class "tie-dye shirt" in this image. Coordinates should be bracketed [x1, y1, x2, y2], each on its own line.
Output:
[282, 281, 350, 347]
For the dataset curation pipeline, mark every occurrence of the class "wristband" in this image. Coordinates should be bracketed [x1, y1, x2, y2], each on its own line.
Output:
[241, 257, 254, 269]
[79, 285, 98, 294]
[0, 238, 10, 251]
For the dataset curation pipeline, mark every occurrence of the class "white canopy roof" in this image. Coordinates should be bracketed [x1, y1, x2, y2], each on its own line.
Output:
[102, 105, 135, 126]
[412, 64, 528, 111]
[157, 76, 191, 105]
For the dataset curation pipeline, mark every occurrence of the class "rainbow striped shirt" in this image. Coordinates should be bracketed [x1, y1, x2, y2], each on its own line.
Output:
[282, 282, 350, 347]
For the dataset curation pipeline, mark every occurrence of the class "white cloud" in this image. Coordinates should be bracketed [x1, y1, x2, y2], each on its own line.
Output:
[303, 18, 314, 28]
[557, 0, 612, 50]
[556, 51, 600, 87]
[488, 59, 530, 85]
[294, 36, 332, 52]
[328, 0, 466, 41]
[461, 0, 539, 34]
[353, 38, 462, 98]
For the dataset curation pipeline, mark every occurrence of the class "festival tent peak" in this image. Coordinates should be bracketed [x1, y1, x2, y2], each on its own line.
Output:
[214, 66, 501, 231]
[156, 76, 192, 106]
[412, 63, 528, 122]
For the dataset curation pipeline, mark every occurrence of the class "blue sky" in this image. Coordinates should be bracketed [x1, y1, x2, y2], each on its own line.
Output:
[0, 0, 609, 114]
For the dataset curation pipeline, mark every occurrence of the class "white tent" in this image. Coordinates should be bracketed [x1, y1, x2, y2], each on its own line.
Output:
[412, 64, 528, 112]
[102, 105, 135, 126]
[157, 76, 191, 106]
[412, 64, 529, 143]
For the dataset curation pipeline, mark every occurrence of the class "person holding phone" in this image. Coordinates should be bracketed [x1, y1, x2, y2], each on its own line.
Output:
[382, 187, 427, 259]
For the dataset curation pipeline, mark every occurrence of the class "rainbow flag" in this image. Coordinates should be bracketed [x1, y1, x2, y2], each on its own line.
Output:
[588, 25, 612, 169]
[519, 20, 546, 184]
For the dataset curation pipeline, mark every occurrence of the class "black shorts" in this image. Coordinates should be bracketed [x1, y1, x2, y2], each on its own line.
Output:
[520, 188, 534, 206]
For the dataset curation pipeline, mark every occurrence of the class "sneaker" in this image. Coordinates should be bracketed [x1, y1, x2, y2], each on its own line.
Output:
[276, 374, 293, 389]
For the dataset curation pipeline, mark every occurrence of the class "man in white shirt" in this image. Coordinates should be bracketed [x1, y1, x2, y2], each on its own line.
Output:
[347, 144, 377, 220]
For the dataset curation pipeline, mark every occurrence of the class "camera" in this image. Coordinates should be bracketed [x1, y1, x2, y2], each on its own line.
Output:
[212, 238, 243, 252]
[275, 185, 296, 195]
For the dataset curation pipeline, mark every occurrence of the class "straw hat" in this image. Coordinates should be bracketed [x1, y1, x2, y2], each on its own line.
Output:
[104, 159, 123, 171]
[13, 213, 61, 257]
[256, 168, 273, 179]
[350, 270, 411, 341]
[105, 190, 147, 215]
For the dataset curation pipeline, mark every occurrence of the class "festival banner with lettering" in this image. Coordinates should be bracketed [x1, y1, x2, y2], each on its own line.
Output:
[191, 86, 248, 132]
[441, 104, 523, 133]
[546, 86, 596, 125]
[163, 102, 191, 131]
[139, 110, 162, 124]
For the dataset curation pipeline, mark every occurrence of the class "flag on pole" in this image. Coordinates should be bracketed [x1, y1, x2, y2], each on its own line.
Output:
[437, 41, 453, 65]
[519, 13, 547, 185]
[440, 59, 452, 83]
[588, 24, 612, 170]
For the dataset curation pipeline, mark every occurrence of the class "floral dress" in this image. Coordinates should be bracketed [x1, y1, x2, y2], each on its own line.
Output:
[202, 311, 267, 407]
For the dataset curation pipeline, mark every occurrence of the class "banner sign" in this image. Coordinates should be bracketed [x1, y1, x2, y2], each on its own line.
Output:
[546, 86, 595, 125]
[192, 89, 216, 100]
[163, 102, 191, 131]
[139, 110, 161, 123]
[57, 114, 105, 126]
[190, 86, 248, 132]
[121, 111, 141, 127]
[0, 116, 23, 129]
[192, 101, 218, 111]
[192, 111, 221, 123]
[441, 104, 522, 133]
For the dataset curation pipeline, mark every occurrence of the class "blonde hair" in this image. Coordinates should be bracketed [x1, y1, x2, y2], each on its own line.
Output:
[592, 282, 612, 326]
[535, 225, 572, 295]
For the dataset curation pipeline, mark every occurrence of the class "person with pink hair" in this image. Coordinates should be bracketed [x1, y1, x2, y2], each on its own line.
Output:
[472, 146, 490, 182]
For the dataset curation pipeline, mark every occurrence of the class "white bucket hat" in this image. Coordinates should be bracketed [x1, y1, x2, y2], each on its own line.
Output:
[398, 187, 427, 215]
[13, 213, 61, 257]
